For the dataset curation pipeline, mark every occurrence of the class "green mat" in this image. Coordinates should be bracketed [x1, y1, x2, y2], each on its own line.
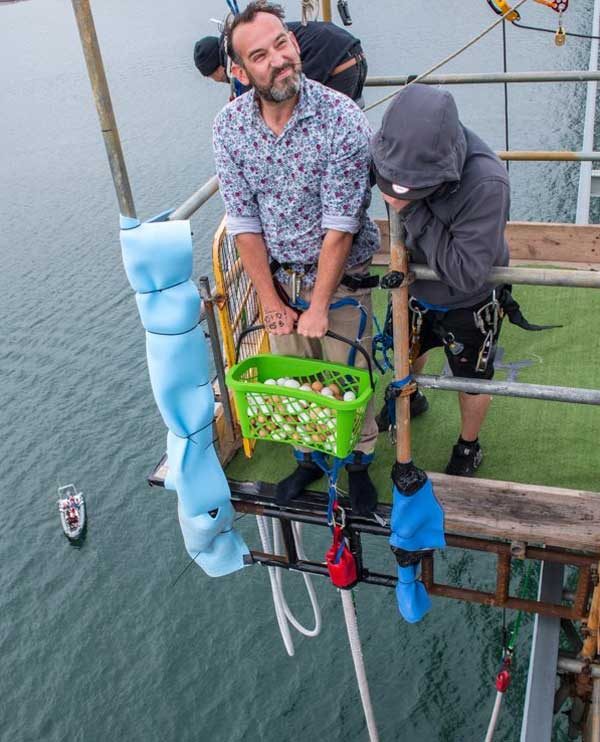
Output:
[225, 281, 600, 502]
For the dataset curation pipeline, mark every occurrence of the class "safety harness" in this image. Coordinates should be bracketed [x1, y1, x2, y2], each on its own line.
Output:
[307, 449, 374, 589]
[270, 259, 377, 366]
[372, 282, 561, 429]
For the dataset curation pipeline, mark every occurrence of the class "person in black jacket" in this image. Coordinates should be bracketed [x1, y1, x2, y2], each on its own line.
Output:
[371, 84, 511, 477]
[194, 20, 367, 105]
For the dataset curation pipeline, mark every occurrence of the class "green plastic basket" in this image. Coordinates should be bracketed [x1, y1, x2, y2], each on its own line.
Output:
[226, 328, 376, 458]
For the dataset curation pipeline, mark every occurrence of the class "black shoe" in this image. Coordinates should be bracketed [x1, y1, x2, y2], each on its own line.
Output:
[346, 451, 378, 517]
[445, 440, 483, 477]
[375, 390, 429, 432]
[410, 390, 429, 418]
[275, 456, 323, 505]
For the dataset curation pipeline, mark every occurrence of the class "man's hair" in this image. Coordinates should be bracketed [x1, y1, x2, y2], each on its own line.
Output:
[225, 1, 287, 65]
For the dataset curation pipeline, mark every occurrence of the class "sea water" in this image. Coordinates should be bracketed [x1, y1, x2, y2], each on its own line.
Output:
[0, 1, 594, 739]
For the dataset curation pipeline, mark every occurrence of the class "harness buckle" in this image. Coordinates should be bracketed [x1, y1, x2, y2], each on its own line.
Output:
[289, 271, 303, 304]
[333, 505, 347, 529]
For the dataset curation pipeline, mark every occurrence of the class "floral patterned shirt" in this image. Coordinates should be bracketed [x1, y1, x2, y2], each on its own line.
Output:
[212, 76, 379, 287]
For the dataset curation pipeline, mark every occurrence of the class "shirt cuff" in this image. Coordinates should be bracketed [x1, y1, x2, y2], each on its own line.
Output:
[226, 215, 262, 235]
[322, 214, 360, 234]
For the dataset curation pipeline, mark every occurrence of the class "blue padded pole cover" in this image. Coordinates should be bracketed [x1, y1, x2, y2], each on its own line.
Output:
[389, 467, 446, 622]
[120, 213, 249, 576]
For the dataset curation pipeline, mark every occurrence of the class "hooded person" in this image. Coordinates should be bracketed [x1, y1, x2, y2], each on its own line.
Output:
[371, 84, 511, 476]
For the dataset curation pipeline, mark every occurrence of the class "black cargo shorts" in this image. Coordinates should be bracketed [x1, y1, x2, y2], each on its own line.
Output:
[410, 294, 504, 380]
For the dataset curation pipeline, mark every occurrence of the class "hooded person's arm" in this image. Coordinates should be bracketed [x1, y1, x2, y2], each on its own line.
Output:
[405, 179, 510, 295]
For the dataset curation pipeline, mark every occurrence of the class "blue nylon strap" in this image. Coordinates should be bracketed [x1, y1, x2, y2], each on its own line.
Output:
[372, 300, 394, 373]
[303, 451, 374, 525]
[414, 298, 450, 312]
[386, 374, 413, 426]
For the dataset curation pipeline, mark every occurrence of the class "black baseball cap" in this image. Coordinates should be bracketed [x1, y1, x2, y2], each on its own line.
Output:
[194, 36, 222, 76]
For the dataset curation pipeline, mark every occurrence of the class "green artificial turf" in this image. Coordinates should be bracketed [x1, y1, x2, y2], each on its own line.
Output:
[225, 280, 600, 502]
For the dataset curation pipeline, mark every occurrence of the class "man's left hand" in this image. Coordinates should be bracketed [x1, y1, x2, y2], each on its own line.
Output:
[296, 308, 329, 338]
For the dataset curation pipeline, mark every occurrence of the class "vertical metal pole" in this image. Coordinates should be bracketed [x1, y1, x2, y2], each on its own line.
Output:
[321, 0, 332, 22]
[389, 209, 412, 463]
[199, 277, 236, 438]
[71, 0, 136, 218]
[576, 0, 600, 224]
[592, 678, 600, 742]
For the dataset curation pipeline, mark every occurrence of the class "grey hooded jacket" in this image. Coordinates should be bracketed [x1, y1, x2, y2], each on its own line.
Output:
[371, 85, 510, 309]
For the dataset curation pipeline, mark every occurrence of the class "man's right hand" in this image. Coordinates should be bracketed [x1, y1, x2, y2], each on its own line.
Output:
[263, 302, 298, 335]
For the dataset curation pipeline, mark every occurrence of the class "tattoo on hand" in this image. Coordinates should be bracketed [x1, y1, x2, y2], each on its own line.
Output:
[265, 310, 285, 331]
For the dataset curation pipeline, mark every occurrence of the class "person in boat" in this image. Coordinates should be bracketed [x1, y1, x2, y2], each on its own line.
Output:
[194, 18, 367, 105]
[212, 1, 380, 514]
[371, 84, 510, 477]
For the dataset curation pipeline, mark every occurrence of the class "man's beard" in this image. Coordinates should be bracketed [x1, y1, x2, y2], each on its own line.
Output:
[248, 63, 301, 103]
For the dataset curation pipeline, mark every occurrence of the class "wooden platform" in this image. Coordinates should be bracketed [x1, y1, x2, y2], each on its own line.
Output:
[372, 220, 600, 266]
[429, 473, 600, 553]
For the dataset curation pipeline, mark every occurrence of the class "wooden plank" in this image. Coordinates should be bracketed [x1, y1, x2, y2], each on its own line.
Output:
[429, 472, 600, 552]
[373, 219, 600, 265]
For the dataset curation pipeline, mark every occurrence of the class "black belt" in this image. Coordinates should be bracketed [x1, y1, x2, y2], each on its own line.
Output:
[269, 259, 379, 291]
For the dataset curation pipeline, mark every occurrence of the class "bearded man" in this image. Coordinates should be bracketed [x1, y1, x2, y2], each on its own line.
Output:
[212, 2, 381, 514]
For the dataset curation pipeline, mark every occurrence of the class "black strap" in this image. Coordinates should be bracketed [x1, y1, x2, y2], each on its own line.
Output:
[500, 285, 562, 331]
[269, 259, 379, 291]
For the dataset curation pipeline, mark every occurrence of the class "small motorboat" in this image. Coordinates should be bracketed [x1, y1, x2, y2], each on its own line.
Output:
[58, 484, 86, 540]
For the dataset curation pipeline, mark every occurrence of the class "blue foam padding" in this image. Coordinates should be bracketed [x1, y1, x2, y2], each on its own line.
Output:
[136, 279, 201, 335]
[178, 501, 250, 577]
[120, 214, 141, 230]
[389, 477, 446, 552]
[120, 218, 193, 293]
[146, 327, 212, 437]
[119, 217, 249, 577]
[395, 564, 432, 623]
[165, 431, 233, 513]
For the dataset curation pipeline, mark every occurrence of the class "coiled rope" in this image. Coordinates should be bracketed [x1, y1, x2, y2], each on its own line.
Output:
[364, 0, 530, 112]
[257, 515, 380, 739]
[255, 515, 322, 656]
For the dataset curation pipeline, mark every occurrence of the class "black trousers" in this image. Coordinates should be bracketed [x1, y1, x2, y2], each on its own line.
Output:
[324, 45, 368, 107]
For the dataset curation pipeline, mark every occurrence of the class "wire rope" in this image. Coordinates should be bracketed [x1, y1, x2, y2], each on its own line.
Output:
[363, 0, 530, 113]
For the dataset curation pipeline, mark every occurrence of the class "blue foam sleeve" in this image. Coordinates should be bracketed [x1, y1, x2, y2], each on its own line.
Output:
[136, 279, 201, 335]
[146, 327, 213, 438]
[120, 217, 248, 576]
[395, 564, 432, 623]
[389, 477, 446, 552]
[121, 218, 194, 293]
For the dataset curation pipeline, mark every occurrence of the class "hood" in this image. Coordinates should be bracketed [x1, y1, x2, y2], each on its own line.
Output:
[370, 84, 467, 191]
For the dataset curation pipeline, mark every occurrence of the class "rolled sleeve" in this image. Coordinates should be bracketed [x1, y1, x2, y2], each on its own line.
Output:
[321, 214, 360, 234]
[226, 215, 262, 235]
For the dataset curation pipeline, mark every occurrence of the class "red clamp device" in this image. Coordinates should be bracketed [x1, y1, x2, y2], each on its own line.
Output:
[326, 524, 358, 589]
[495, 656, 512, 693]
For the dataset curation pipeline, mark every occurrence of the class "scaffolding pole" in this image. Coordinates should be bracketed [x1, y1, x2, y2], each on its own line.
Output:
[70, 0, 136, 219]
[389, 209, 412, 464]
[365, 71, 600, 87]
[411, 264, 600, 289]
[415, 374, 600, 406]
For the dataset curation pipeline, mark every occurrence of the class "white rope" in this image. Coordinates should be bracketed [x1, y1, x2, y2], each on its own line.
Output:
[340, 589, 380, 742]
[255, 515, 322, 655]
[364, 0, 530, 112]
[301, 0, 320, 25]
[256, 515, 295, 656]
[484, 691, 505, 742]
[273, 521, 322, 637]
